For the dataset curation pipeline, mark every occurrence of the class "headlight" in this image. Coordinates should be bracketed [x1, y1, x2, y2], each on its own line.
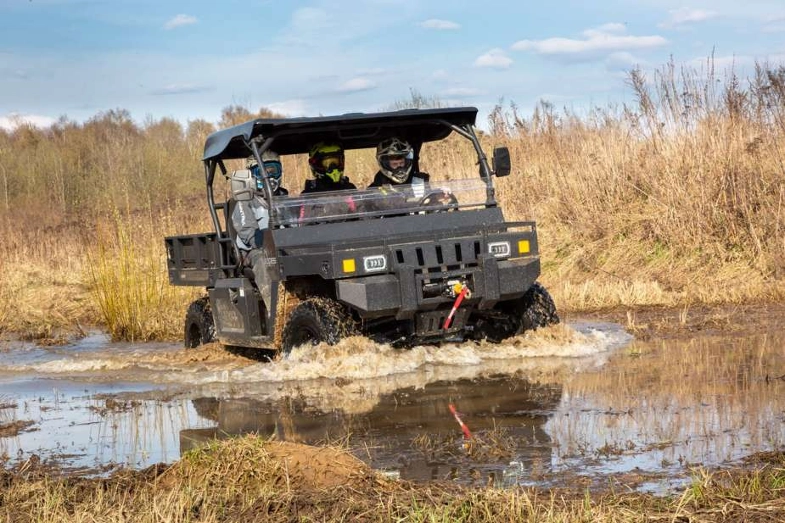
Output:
[488, 241, 511, 258]
[363, 254, 387, 272]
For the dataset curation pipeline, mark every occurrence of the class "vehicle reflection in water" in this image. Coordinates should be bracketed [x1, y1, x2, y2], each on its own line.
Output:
[0, 315, 782, 492]
[180, 375, 562, 483]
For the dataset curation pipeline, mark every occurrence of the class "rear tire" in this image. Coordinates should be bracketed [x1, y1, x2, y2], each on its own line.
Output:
[281, 298, 357, 354]
[184, 297, 216, 348]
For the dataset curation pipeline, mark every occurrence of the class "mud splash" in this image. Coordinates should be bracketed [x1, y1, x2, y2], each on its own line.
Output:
[0, 322, 629, 384]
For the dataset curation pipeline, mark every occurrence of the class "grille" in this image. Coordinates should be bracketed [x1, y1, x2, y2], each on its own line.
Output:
[393, 240, 480, 272]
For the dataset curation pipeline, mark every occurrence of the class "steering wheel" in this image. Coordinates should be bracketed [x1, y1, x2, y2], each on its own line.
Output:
[418, 190, 458, 211]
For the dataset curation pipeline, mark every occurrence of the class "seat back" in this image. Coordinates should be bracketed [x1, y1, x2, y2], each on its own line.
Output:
[224, 198, 256, 280]
[224, 198, 242, 265]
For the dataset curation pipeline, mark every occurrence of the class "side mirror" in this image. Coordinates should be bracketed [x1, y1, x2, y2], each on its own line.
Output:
[230, 169, 255, 201]
[492, 146, 511, 177]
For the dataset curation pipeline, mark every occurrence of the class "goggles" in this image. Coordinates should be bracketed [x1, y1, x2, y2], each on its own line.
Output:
[251, 161, 283, 181]
[313, 153, 344, 174]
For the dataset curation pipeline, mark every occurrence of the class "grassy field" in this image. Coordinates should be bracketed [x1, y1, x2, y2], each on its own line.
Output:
[0, 59, 782, 341]
[0, 436, 783, 522]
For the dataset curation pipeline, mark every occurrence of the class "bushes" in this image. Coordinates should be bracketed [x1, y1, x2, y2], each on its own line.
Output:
[0, 60, 783, 339]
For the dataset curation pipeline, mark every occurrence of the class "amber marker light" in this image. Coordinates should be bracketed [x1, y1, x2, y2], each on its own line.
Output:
[342, 259, 356, 273]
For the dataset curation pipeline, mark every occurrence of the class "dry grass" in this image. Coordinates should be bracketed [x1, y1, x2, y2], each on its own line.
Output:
[0, 58, 782, 340]
[85, 200, 201, 341]
[0, 435, 782, 522]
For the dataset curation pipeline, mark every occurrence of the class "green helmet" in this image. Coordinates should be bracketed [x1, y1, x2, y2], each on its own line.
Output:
[308, 142, 344, 183]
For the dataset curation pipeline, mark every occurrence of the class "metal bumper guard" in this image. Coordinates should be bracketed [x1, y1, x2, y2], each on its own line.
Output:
[336, 255, 540, 321]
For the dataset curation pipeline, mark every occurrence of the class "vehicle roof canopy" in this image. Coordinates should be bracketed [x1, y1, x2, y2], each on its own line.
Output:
[202, 107, 478, 161]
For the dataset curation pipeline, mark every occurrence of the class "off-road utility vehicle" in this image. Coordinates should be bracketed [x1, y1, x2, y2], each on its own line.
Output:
[165, 107, 558, 353]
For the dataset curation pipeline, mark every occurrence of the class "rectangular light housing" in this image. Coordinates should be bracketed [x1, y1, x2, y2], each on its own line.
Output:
[518, 239, 530, 255]
[488, 241, 511, 258]
[363, 254, 387, 272]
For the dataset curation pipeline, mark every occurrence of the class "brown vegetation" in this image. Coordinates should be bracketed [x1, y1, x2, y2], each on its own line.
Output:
[0, 436, 782, 522]
[0, 59, 782, 341]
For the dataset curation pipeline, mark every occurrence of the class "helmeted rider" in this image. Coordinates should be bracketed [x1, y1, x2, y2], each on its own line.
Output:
[233, 149, 288, 252]
[367, 137, 444, 212]
[303, 142, 357, 193]
[231, 150, 288, 310]
[251, 149, 288, 197]
[368, 137, 430, 196]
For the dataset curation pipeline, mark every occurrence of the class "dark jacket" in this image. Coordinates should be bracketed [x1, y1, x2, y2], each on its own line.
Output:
[365, 171, 431, 212]
[302, 176, 356, 194]
[368, 171, 429, 188]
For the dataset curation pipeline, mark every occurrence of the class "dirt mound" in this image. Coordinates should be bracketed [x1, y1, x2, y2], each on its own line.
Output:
[264, 441, 373, 490]
[159, 435, 374, 493]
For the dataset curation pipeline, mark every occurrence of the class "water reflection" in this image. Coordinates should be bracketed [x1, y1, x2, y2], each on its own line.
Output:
[1, 320, 783, 492]
[548, 331, 785, 479]
[180, 375, 563, 482]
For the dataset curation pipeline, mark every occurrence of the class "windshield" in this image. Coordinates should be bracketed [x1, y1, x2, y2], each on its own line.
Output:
[270, 178, 488, 227]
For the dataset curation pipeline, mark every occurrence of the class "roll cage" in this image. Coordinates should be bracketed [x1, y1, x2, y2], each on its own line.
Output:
[201, 107, 504, 239]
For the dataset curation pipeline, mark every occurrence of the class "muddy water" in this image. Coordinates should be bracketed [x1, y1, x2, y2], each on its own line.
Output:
[0, 314, 783, 493]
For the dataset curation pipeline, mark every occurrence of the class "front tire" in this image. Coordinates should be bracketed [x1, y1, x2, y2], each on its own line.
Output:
[184, 297, 216, 348]
[480, 282, 559, 342]
[515, 282, 559, 333]
[280, 298, 357, 354]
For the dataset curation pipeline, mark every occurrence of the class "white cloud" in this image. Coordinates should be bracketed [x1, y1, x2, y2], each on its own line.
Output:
[164, 14, 197, 30]
[442, 87, 482, 96]
[511, 24, 667, 57]
[266, 99, 309, 117]
[473, 48, 513, 69]
[762, 14, 785, 33]
[0, 113, 56, 131]
[659, 8, 718, 28]
[582, 23, 627, 38]
[357, 67, 386, 76]
[605, 51, 640, 70]
[419, 19, 461, 30]
[431, 69, 449, 80]
[338, 77, 377, 93]
[150, 83, 211, 95]
[688, 54, 757, 71]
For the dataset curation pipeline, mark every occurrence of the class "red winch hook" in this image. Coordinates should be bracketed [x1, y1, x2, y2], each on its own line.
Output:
[443, 283, 470, 330]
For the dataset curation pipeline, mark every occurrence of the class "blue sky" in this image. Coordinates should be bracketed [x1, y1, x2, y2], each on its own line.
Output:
[0, 0, 783, 130]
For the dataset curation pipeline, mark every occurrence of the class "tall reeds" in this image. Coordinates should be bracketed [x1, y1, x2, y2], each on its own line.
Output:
[0, 57, 782, 339]
[85, 199, 201, 341]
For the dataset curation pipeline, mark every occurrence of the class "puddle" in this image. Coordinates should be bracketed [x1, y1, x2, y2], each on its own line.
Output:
[0, 318, 783, 493]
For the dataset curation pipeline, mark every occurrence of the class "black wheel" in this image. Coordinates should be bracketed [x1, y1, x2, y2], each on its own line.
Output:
[482, 282, 559, 342]
[515, 282, 559, 333]
[184, 297, 216, 348]
[280, 298, 357, 354]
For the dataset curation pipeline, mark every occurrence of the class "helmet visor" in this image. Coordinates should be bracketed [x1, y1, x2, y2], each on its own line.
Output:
[317, 154, 343, 172]
[263, 160, 283, 180]
[380, 153, 410, 172]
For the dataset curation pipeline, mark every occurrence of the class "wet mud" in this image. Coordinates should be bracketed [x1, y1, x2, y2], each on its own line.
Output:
[0, 303, 783, 493]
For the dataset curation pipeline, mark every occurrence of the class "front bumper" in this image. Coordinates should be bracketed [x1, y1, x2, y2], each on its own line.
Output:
[336, 255, 540, 320]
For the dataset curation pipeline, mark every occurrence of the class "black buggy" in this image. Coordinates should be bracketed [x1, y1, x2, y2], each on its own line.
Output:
[165, 107, 558, 353]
